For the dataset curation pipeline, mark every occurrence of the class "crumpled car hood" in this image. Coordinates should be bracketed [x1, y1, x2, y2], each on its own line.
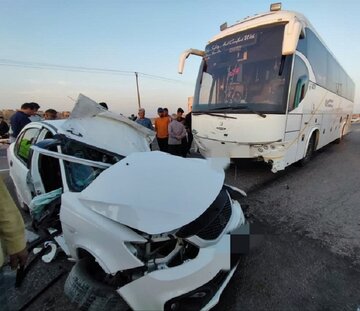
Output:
[58, 94, 155, 156]
[79, 151, 225, 234]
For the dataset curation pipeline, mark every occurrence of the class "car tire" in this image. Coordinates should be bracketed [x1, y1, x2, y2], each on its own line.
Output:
[64, 259, 128, 311]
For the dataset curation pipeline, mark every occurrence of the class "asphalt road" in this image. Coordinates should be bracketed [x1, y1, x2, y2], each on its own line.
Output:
[1, 124, 360, 310]
[215, 123, 360, 311]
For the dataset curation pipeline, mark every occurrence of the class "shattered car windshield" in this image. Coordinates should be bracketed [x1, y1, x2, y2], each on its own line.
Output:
[61, 138, 123, 192]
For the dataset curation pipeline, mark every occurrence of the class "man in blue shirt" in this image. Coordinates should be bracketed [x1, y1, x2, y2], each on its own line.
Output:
[136, 108, 153, 131]
[10, 103, 37, 141]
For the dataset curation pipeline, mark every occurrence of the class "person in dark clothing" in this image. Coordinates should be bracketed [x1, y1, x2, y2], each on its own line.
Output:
[176, 108, 185, 122]
[184, 111, 193, 155]
[9, 103, 36, 141]
[28, 102, 41, 121]
[176, 108, 187, 157]
[0, 117, 9, 138]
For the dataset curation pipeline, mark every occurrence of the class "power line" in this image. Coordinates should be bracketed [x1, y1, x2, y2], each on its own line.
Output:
[0, 58, 188, 83]
[0, 62, 133, 76]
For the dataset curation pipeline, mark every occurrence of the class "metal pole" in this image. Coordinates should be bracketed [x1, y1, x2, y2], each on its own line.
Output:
[135, 72, 141, 109]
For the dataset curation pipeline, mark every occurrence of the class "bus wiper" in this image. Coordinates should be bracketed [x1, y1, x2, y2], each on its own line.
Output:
[210, 105, 266, 118]
[233, 106, 267, 118]
[192, 111, 237, 119]
[209, 106, 234, 110]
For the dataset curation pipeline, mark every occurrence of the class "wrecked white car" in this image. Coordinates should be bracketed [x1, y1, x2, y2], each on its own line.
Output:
[7, 94, 247, 310]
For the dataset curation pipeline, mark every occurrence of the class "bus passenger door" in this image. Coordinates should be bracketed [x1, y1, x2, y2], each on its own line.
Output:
[284, 55, 309, 166]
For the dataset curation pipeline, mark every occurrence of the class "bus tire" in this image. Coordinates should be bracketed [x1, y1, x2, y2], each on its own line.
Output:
[298, 134, 316, 166]
[64, 258, 128, 311]
[334, 125, 346, 144]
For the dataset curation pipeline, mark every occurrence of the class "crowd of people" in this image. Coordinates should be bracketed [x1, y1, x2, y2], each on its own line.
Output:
[134, 106, 193, 157]
[155, 107, 193, 158]
[2, 101, 194, 157]
[0, 102, 58, 142]
[121, 106, 193, 157]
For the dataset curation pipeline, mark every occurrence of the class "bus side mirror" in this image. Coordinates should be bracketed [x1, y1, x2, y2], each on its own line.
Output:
[178, 49, 205, 74]
[282, 19, 304, 55]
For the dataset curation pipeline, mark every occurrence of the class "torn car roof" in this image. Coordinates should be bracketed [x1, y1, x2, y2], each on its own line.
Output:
[58, 94, 155, 156]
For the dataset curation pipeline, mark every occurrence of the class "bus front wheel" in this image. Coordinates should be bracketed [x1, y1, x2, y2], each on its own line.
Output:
[334, 124, 346, 144]
[298, 134, 316, 166]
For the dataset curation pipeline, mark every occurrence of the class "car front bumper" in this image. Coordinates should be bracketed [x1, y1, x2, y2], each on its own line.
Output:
[118, 233, 240, 311]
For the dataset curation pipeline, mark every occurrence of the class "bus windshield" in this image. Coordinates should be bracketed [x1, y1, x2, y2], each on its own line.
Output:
[193, 24, 292, 114]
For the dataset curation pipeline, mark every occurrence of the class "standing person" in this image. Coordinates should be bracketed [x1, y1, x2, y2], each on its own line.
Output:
[0, 116, 9, 138]
[176, 108, 185, 122]
[9, 103, 36, 142]
[29, 102, 41, 121]
[163, 108, 172, 122]
[44, 109, 58, 120]
[136, 108, 153, 130]
[184, 110, 193, 155]
[0, 177, 28, 310]
[154, 107, 170, 152]
[168, 114, 187, 157]
[177, 108, 187, 157]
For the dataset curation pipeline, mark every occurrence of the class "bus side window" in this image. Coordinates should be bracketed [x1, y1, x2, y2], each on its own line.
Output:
[294, 75, 309, 108]
[288, 55, 309, 112]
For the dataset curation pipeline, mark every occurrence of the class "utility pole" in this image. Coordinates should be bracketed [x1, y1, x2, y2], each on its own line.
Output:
[135, 72, 141, 109]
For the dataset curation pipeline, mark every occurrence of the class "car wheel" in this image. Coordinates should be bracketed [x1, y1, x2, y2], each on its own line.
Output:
[64, 259, 128, 311]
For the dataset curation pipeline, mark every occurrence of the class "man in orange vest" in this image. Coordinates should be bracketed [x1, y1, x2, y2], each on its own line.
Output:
[154, 107, 170, 152]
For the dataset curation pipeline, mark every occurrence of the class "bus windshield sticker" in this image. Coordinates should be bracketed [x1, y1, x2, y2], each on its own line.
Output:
[206, 33, 257, 57]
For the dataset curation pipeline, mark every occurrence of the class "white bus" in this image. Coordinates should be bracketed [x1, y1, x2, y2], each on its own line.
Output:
[179, 3, 355, 172]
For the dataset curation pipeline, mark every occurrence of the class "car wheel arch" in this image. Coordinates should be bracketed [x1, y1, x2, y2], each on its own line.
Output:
[75, 246, 112, 274]
[64, 257, 128, 311]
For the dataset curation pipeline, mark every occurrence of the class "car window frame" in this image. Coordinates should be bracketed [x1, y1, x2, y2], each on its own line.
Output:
[32, 127, 64, 194]
[14, 126, 42, 168]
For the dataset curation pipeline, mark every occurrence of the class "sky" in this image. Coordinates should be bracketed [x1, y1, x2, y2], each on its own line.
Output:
[0, 0, 359, 117]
